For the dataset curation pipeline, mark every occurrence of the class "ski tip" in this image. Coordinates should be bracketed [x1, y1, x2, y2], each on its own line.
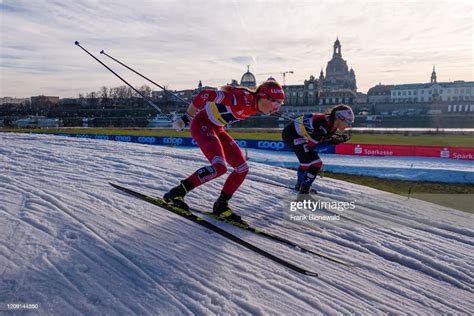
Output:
[305, 271, 319, 277]
[109, 182, 121, 189]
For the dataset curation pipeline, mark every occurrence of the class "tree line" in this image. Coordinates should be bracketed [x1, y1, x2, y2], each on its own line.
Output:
[78, 84, 154, 100]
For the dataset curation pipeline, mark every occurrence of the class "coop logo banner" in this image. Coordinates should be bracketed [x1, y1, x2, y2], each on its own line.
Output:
[137, 136, 156, 144]
[256, 140, 285, 151]
[75, 134, 93, 138]
[235, 140, 247, 147]
[114, 135, 132, 142]
[163, 137, 183, 145]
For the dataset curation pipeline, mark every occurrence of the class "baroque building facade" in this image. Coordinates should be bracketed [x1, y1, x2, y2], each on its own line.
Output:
[318, 37, 357, 106]
[183, 39, 357, 109]
[284, 38, 357, 107]
[389, 67, 474, 103]
[283, 76, 319, 106]
[367, 84, 394, 104]
[319, 37, 357, 91]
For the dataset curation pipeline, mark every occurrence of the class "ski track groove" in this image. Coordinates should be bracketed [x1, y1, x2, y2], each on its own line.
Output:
[41, 253, 95, 313]
[363, 242, 470, 291]
[103, 186, 331, 314]
[9, 184, 194, 315]
[262, 181, 473, 249]
[320, 190, 474, 242]
[108, 207, 286, 314]
[245, 175, 474, 298]
[0, 192, 151, 314]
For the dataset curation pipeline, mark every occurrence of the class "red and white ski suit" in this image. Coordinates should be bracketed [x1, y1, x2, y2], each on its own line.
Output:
[186, 88, 259, 196]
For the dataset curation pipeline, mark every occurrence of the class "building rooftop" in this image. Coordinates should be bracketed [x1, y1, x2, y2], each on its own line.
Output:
[392, 81, 474, 90]
[367, 84, 394, 94]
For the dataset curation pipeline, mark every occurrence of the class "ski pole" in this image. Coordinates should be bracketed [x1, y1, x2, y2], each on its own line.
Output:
[271, 111, 294, 121]
[100, 50, 188, 105]
[99, 50, 296, 122]
[74, 41, 170, 118]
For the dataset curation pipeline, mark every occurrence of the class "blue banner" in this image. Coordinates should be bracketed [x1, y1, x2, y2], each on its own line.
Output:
[54, 133, 335, 154]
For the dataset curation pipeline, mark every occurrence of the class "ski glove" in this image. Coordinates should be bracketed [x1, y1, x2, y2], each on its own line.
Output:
[172, 113, 192, 132]
[324, 132, 351, 145]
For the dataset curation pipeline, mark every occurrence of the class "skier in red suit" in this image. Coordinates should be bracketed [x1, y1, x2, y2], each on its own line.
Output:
[164, 80, 285, 223]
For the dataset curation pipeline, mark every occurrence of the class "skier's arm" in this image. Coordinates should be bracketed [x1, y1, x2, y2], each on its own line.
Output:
[186, 103, 199, 118]
[172, 89, 224, 131]
[305, 138, 318, 150]
[191, 89, 227, 109]
[307, 117, 330, 148]
[172, 102, 198, 132]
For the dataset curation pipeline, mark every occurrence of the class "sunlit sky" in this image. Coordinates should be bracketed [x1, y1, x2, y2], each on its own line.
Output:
[1, 0, 473, 98]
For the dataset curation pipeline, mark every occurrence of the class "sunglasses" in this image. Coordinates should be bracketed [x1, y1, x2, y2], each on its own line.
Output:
[342, 119, 354, 126]
[262, 91, 284, 111]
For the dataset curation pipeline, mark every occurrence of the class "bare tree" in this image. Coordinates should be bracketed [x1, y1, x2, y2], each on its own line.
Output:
[87, 91, 97, 99]
[136, 84, 152, 98]
[99, 86, 109, 99]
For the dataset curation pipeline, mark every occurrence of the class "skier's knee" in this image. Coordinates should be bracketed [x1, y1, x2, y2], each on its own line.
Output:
[211, 156, 227, 177]
[213, 163, 227, 177]
[195, 156, 227, 181]
[196, 163, 226, 182]
[233, 162, 249, 175]
[309, 160, 323, 169]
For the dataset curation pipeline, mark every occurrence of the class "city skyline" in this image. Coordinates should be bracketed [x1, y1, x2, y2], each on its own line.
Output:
[1, 0, 473, 98]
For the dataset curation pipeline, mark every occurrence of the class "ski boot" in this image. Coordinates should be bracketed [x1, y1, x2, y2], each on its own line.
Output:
[294, 184, 308, 202]
[213, 193, 247, 226]
[163, 180, 192, 211]
[296, 183, 319, 202]
[294, 179, 302, 191]
[298, 166, 318, 196]
[299, 184, 311, 195]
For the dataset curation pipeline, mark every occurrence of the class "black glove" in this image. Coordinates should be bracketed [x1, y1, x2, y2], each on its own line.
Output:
[324, 131, 351, 145]
[172, 113, 192, 131]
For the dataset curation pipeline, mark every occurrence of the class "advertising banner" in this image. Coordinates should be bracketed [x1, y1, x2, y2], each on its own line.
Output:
[55, 134, 473, 160]
[336, 143, 474, 160]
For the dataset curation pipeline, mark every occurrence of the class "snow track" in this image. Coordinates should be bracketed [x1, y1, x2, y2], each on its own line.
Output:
[1, 133, 473, 314]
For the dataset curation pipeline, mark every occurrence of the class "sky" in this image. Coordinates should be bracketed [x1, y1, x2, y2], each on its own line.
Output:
[0, 0, 473, 98]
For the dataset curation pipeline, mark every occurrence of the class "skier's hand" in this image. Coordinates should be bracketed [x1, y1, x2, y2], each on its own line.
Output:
[172, 113, 192, 132]
[324, 131, 351, 145]
[303, 143, 316, 152]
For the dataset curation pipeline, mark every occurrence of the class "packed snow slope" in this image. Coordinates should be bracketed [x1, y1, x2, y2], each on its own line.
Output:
[1, 133, 473, 315]
[245, 149, 474, 184]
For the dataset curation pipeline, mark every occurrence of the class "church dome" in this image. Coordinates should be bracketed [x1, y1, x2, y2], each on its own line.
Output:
[240, 66, 256, 88]
[323, 38, 357, 91]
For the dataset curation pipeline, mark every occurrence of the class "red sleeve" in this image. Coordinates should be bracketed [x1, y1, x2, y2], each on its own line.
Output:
[192, 89, 232, 109]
